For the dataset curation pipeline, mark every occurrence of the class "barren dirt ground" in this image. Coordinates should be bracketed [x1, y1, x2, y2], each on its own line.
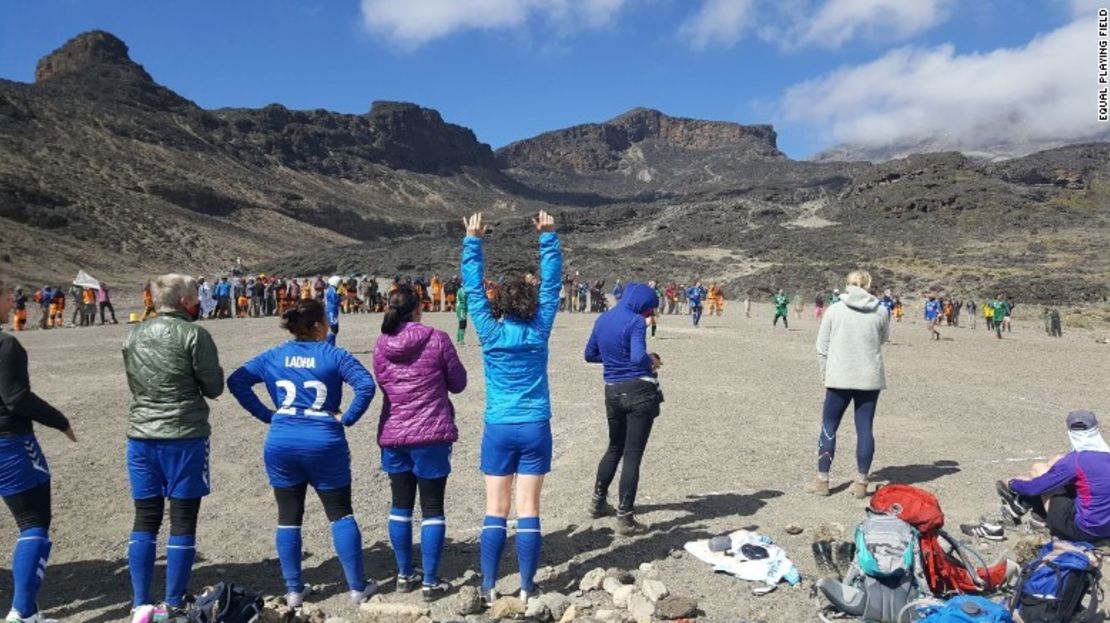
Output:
[1, 305, 1108, 622]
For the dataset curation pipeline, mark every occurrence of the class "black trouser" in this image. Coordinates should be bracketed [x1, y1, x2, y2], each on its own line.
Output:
[99, 301, 117, 323]
[388, 472, 447, 517]
[1020, 489, 1097, 542]
[3, 482, 52, 531]
[594, 379, 661, 515]
[274, 483, 354, 525]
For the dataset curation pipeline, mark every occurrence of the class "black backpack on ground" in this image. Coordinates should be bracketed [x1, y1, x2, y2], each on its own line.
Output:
[169, 582, 263, 623]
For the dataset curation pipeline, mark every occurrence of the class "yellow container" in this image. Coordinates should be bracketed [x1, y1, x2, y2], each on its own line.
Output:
[128, 312, 140, 323]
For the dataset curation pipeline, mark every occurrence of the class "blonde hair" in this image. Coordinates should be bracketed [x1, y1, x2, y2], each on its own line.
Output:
[846, 270, 872, 290]
[152, 273, 198, 312]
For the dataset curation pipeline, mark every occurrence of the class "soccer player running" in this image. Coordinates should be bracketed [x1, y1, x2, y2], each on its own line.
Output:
[585, 283, 663, 536]
[773, 289, 790, 329]
[325, 276, 341, 345]
[461, 210, 561, 606]
[0, 279, 76, 623]
[686, 281, 706, 327]
[373, 286, 467, 601]
[227, 299, 377, 607]
[122, 274, 223, 619]
[455, 289, 469, 345]
[990, 296, 1011, 340]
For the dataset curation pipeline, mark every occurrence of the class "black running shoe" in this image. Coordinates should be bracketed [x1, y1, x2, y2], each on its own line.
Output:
[996, 480, 1030, 522]
[960, 522, 1005, 541]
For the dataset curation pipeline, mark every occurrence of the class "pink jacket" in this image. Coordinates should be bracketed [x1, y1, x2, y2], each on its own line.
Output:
[373, 322, 467, 447]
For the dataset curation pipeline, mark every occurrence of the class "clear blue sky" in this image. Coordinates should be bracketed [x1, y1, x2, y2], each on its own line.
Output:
[0, 1, 1087, 158]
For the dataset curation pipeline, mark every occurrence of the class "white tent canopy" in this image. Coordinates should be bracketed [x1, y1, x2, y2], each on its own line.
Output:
[73, 270, 101, 290]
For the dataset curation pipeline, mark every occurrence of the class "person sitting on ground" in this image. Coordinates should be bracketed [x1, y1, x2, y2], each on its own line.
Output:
[984, 410, 1110, 542]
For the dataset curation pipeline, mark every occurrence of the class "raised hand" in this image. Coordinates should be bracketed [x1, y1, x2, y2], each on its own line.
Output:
[533, 210, 556, 233]
[463, 213, 485, 238]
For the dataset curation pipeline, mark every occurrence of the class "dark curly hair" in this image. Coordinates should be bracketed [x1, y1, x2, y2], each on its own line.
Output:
[491, 277, 538, 321]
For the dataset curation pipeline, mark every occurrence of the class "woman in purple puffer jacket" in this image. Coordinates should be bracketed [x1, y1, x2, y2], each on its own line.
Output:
[373, 285, 467, 602]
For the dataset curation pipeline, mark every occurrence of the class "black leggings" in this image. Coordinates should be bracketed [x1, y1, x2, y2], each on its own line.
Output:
[273, 483, 354, 525]
[595, 380, 660, 514]
[133, 497, 202, 536]
[388, 472, 447, 517]
[3, 482, 51, 531]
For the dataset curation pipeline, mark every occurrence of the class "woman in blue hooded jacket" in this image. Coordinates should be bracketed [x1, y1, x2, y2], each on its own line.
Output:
[461, 211, 561, 606]
[584, 283, 662, 536]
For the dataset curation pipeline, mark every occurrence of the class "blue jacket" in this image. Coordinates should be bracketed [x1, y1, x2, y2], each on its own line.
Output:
[584, 283, 658, 383]
[687, 286, 706, 307]
[214, 282, 231, 299]
[924, 299, 941, 320]
[325, 286, 340, 327]
[462, 232, 562, 424]
[1010, 451, 1110, 538]
[227, 340, 376, 443]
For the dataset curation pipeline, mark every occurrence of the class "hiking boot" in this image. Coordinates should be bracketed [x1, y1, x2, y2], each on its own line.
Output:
[996, 480, 1030, 522]
[848, 480, 869, 499]
[349, 580, 379, 605]
[285, 584, 313, 609]
[805, 477, 831, 497]
[616, 513, 649, 536]
[588, 494, 615, 519]
[421, 580, 451, 603]
[960, 522, 1005, 541]
[396, 573, 420, 594]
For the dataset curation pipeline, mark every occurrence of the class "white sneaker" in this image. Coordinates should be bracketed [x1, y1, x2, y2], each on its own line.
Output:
[285, 584, 313, 609]
[128, 605, 154, 623]
[349, 580, 379, 604]
[6, 610, 58, 623]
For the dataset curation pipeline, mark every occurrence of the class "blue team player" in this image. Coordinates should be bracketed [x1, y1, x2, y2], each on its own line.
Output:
[122, 274, 224, 621]
[227, 298, 377, 607]
[325, 276, 341, 346]
[1, 278, 76, 623]
[461, 210, 561, 606]
[686, 281, 707, 327]
[924, 292, 942, 341]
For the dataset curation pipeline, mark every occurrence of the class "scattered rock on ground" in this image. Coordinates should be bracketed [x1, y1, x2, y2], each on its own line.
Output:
[324, 618, 349, 623]
[357, 602, 431, 623]
[602, 576, 624, 595]
[785, 524, 804, 535]
[595, 608, 621, 622]
[656, 596, 699, 620]
[605, 568, 636, 584]
[454, 586, 483, 616]
[558, 604, 578, 623]
[304, 610, 327, 623]
[612, 585, 635, 608]
[525, 597, 552, 622]
[579, 568, 607, 592]
[627, 591, 656, 623]
[539, 592, 571, 621]
[488, 596, 526, 620]
[641, 579, 669, 602]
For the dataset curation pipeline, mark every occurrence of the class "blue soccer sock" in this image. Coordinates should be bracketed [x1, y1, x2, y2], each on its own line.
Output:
[479, 516, 507, 591]
[421, 516, 446, 585]
[275, 526, 303, 592]
[128, 531, 157, 607]
[516, 517, 542, 592]
[387, 508, 414, 577]
[331, 516, 366, 592]
[165, 535, 196, 607]
[11, 527, 51, 617]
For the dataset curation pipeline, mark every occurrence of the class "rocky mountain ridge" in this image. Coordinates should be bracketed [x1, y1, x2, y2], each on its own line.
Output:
[2, 30, 1108, 304]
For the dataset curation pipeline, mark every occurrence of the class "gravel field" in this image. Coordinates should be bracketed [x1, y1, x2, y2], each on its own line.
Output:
[1, 306, 1108, 622]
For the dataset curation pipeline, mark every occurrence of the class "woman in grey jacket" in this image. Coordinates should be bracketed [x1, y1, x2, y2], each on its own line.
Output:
[122, 273, 224, 617]
[807, 270, 890, 499]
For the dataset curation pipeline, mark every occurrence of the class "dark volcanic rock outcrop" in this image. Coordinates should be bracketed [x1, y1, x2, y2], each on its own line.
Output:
[497, 107, 783, 172]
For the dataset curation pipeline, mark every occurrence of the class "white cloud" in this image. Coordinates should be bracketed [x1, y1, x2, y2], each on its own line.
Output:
[779, 19, 1101, 154]
[678, 0, 950, 50]
[797, 0, 950, 49]
[360, 0, 628, 48]
[678, 0, 758, 50]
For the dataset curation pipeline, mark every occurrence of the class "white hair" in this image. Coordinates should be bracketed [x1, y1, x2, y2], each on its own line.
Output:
[151, 273, 198, 313]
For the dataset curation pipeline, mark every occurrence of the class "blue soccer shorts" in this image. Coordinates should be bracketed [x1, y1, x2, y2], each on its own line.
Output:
[381, 444, 452, 479]
[127, 438, 211, 500]
[0, 435, 50, 497]
[264, 437, 351, 491]
[480, 421, 552, 476]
